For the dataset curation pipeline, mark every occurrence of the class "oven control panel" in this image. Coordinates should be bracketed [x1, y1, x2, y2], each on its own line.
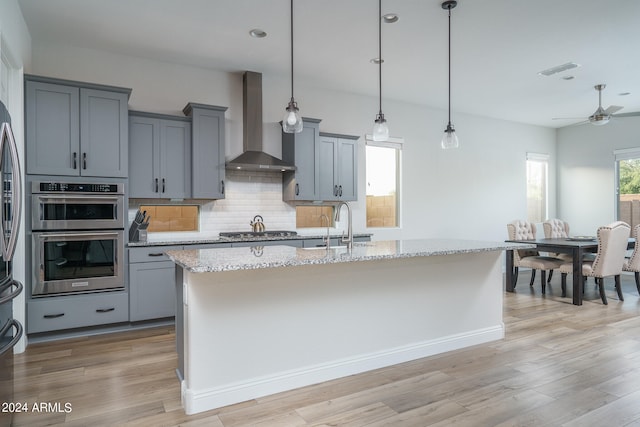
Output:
[34, 182, 124, 194]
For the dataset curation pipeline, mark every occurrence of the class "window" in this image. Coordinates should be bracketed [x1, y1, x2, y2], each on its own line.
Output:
[366, 137, 402, 228]
[526, 153, 548, 223]
[615, 148, 640, 229]
[139, 205, 199, 232]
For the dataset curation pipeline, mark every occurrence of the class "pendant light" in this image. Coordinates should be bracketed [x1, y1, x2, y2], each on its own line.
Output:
[372, 0, 389, 141]
[282, 0, 303, 133]
[441, 0, 459, 149]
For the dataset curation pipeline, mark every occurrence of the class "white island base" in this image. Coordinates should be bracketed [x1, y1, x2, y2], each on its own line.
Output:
[169, 240, 515, 415]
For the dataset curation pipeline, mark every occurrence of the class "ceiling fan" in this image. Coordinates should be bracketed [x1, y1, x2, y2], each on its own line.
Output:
[553, 84, 640, 126]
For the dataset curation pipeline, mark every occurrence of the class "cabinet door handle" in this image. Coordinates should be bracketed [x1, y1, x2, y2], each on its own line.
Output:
[334, 185, 338, 196]
[44, 313, 65, 319]
[155, 178, 159, 193]
[73, 152, 77, 169]
[82, 152, 87, 169]
[221, 180, 225, 195]
[339, 185, 343, 197]
[295, 183, 299, 196]
[162, 178, 166, 193]
[148, 253, 164, 257]
[96, 308, 115, 313]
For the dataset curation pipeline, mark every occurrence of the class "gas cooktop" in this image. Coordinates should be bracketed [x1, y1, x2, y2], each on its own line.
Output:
[219, 231, 298, 240]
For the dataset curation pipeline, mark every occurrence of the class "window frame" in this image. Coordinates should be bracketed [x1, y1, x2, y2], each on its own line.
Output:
[525, 152, 549, 224]
[365, 135, 403, 229]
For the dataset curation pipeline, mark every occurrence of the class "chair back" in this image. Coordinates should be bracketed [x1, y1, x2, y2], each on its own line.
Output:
[591, 221, 631, 278]
[507, 220, 539, 265]
[543, 219, 569, 238]
[624, 224, 640, 271]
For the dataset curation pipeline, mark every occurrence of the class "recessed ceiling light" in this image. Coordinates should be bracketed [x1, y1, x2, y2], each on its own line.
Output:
[370, 58, 384, 64]
[562, 75, 575, 80]
[619, 92, 631, 96]
[249, 29, 267, 38]
[537, 62, 580, 77]
[383, 13, 399, 23]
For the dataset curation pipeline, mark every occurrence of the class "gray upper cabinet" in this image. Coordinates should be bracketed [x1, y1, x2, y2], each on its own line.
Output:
[282, 118, 322, 201]
[25, 76, 130, 177]
[318, 133, 359, 201]
[129, 112, 191, 199]
[183, 103, 227, 199]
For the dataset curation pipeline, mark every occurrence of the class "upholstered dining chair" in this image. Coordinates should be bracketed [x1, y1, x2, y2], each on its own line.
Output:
[542, 218, 573, 282]
[622, 223, 640, 296]
[560, 221, 631, 304]
[543, 218, 570, 240]
[507, 220, 564, 294]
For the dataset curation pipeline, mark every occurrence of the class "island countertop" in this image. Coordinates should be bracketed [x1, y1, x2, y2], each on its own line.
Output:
[165, 238, 534, 273]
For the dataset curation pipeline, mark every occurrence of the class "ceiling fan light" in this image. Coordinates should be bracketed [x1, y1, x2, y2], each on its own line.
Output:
[590, 115, 610, 126]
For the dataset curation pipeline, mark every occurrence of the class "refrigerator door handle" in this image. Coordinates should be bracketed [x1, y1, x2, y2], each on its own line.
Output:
[0, 122, 22, 261]
[0, 318, 23, 356]
[0, 280, 22, 305]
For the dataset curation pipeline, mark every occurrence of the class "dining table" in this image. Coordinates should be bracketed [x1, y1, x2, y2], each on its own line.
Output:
[505, 237, 634, 306]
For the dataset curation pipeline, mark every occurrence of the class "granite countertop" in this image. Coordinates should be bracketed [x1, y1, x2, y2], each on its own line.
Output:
[166, 239, 535, 273]
[127, 233, 373, 247]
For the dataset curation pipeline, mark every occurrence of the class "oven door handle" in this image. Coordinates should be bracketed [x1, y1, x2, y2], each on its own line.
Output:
[0, 280, 22, 305]
[34, 195, 122, 203]
[0, 121, 22, 262]
[0, 319, 23, 357]
[38, 232, 120, 240]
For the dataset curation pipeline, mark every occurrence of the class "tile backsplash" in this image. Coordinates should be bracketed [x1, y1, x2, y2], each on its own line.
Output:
[129, 170, 297, 239]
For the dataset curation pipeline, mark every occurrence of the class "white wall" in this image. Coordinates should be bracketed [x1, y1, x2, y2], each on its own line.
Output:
[557, 116, 640, 235]
[29, 42, 557, 242]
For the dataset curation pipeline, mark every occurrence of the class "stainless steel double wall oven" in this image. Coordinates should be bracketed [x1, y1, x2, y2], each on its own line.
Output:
[31, 181, 125, 296]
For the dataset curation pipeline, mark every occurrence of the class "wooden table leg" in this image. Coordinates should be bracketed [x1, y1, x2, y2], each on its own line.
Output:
[572, 247, 584, 305]
[505, 250, 515, 292]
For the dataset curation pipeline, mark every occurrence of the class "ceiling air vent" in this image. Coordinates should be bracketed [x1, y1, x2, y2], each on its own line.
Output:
[537, 62, 580, 77]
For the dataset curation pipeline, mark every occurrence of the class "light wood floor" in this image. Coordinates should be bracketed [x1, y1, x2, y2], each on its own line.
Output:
[12, 272, 640, 426]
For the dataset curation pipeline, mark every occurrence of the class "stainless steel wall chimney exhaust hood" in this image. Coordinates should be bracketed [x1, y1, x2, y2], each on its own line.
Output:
[226, 71, 296, 172]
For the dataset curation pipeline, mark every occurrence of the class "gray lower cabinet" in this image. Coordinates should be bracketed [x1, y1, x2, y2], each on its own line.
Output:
[129, 113, 191, 198]
[183, 103, 228, 199]
[128, 245, 183, 321]
[282, 118, 322, 201]
[27, 292, 129, 334]
[318, 133, 359, 201]
[25, 76, 130, 177]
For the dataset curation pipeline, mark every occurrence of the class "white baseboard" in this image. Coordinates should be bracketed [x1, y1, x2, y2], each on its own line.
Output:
[183, 323, 504, 415]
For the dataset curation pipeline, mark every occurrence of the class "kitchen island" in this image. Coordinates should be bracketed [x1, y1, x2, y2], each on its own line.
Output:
[166, 239, 533, 415]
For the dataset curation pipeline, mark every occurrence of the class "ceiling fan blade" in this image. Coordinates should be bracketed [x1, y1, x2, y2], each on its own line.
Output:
[566, 120, 590, 127]
[552, 117, 587, 120]
[604, 105, 623, 114]
[612, 111, 640, 118]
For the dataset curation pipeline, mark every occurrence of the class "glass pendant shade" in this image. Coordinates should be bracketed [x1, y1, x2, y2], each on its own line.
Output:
[372, 114, 389, 141]
[283, 100, 303, 133]
[441, 123, 458, 149]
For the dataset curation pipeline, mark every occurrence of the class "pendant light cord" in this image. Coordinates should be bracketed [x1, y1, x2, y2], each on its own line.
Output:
[378, 0, 383, 116]
[447, 5, 452, 126]
[290, 0, 294, 102]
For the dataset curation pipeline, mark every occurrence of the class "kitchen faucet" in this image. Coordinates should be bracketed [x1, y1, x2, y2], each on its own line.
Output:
[320, 214, 330, 250]
[334, 201, 353, 249]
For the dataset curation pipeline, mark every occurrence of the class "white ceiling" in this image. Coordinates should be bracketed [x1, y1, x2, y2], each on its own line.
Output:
[16, 0, 640, 128]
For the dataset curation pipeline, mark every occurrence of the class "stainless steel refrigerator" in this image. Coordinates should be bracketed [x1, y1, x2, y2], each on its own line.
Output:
[0, 99, 23, 427]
